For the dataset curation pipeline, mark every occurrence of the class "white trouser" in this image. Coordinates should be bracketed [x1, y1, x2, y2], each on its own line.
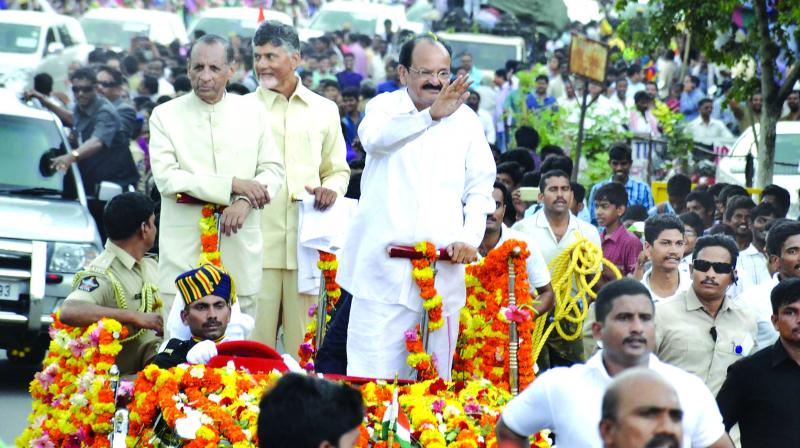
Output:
[346, 297, 460, 380]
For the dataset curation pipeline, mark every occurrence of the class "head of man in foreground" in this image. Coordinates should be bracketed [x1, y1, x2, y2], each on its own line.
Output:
[599, 367, 683, 448]
[258, 373, 364, 448]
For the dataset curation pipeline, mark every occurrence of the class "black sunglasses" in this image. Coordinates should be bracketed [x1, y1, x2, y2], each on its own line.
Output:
[693, 259, 734, 274]
[72, 85, 94, 94]
[98, 81, 118, 88]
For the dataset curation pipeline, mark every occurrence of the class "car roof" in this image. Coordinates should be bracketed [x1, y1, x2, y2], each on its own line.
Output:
[320, 1, 403, 14]
[0, 88, 58, 121]
[81, 7, 180, 21]
[731, 121, 800, 156]
[0, 10, 73, 26]
[197, 7, 292, 23]
[437, 32, 525, 45]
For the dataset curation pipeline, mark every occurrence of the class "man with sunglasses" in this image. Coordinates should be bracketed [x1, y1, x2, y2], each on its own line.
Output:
[655, 235, 758, 394]
[96, 65, 139, 141]
[27, 67, 139, 239]
[339, 35, 495, 379]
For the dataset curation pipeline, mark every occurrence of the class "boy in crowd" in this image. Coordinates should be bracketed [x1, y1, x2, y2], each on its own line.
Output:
[678, 212, 707, 275]
[760, 184, 791, 218]
[634, 214, 690, 302]
[686, 190, 716, 229]
[736, 202, 779, 292]
[723, 195, 756, 251]
[649, 174, 692, 216]
[595, 182, 643, 276]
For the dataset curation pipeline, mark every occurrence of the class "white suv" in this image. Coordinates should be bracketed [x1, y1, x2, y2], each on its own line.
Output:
[0, 10, 91, 91]
[0, 88, 102, 363]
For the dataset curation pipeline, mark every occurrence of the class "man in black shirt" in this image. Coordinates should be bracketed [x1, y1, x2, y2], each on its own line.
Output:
[716, 278, 800, 447]
[29, 67, 139, 237]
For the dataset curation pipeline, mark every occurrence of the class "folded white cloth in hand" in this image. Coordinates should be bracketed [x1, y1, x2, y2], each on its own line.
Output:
[297, 194, 358, 295]
[281, 354, 305, 373]
[186, 339, 218, 364]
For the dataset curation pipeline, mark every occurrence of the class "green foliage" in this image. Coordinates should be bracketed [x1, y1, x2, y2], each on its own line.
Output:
[580, 151, 611, 187]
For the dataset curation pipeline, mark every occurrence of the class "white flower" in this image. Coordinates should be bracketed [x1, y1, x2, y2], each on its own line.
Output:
[208, 393, 222, 404]
[112, 331, 120, 339]
[243, 429, 252, 440]
[69, 393, 88, 407]
[189, 366, 205, 379]
[438, 423, 447, 434]
[443, 405, 461, 418]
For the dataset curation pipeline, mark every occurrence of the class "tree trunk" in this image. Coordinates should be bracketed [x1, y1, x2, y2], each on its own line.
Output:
[753, 0, 777, 188]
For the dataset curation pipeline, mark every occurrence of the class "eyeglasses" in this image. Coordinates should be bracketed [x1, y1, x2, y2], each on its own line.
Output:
[72, 85, 94, 94]
[98, 81, 118, 88]
[692, 259, 734, 274]
[407, 67, 452, 81]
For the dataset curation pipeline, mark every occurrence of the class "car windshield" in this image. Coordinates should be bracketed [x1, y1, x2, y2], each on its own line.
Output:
[0, 23, 40, 54]
[447, 40, 518, 73]
[0, 114, 76, 198]
[193, 17, 256, 39]
[80, 18, 150, 48]
[310, 10, 377, 35]
[774, 133, 800, 175]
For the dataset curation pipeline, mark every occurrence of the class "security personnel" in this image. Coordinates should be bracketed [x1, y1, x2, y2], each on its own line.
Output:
[60, 192, 163, 376]
[151, 264, 234, 369]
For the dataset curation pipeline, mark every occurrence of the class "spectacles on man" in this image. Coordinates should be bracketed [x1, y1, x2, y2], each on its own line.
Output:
[407, 67, 452, 82]
[692, 259, 734, 274]
[98, 81, 118, 88]
[72, 85, 95, 94]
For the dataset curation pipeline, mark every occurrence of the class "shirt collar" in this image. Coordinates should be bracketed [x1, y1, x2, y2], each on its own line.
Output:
[105, 240, 137, 270]
[587, 351, 658, 380]
[602, 224, 627, 242]
[256, 76, 314, 107]
[76, 95, 102, 117]
[685, 286, 731, 313]
[189, 91, 227, 111]
[398, 87, 418, 113]
[741, 244, 761, 256]
[533, 209, 578, 230]
[771, 339, 795, 368]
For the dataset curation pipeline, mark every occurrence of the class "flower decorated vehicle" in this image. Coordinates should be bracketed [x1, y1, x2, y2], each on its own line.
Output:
[18, 236, 621, 447]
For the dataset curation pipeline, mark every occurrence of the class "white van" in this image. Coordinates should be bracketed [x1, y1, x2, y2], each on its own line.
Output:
[80, 8, 188, 51]
[436, 32, 526, 80]
[0, 10, 91, 90]
[299, 1, 409, 41]
[188, 7, 292, 41]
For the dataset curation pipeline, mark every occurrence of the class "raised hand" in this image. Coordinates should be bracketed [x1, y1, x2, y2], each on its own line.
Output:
[429, 75, 473, 121]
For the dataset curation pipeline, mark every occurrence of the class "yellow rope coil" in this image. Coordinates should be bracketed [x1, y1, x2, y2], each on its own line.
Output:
[530, 232, 622, 365]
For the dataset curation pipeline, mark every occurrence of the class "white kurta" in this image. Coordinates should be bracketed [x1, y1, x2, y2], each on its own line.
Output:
[149, 92, 284, 297]
[341, 88, 495, 380]
[338, 88, 496, 314]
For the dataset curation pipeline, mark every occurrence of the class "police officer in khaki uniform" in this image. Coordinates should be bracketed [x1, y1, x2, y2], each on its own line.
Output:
[60, 192, 163, 375]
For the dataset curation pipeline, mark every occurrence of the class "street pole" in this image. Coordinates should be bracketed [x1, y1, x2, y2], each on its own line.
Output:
[572, 78, 591, 182]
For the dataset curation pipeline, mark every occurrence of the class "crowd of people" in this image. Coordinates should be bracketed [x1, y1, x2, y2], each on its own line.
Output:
[12, 0, 800, 445]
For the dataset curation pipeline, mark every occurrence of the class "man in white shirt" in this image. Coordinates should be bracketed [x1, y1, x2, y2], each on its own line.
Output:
[513, 170, 601, 367]
[736, 220, 800, 349]
[635, 214, 691, 303]
[466, 90, 496, 145]
[478, 182, 554, 315]
[496, 278, 732, 448]
[338, 36, 495, 380]
[735, 202, 778, 292]
[686, 99, 734, 146]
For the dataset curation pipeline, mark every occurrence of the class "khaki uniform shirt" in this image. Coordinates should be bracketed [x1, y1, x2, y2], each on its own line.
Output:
[250, 82, 350, 269]
[65, 241, 162, 376]
[655, 287, 758, 395]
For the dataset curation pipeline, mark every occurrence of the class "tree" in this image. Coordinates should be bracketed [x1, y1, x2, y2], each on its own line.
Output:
[616, 0, 800, 188]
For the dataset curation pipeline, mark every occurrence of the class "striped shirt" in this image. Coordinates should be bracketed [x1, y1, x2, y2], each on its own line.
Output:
[588, 177, 654, 225]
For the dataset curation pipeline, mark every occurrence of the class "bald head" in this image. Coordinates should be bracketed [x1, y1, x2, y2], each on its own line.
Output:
[599, 368, 683, 448]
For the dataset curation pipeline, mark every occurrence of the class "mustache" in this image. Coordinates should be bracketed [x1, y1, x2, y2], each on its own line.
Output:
[623, 335, 647, 345]
[644, 433, 681, 448]
[701, 278, 719, 286]
[422, 84, 442, 91]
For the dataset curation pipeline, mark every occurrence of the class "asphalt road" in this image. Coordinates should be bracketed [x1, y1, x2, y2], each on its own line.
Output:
[0, 350, 38, 445]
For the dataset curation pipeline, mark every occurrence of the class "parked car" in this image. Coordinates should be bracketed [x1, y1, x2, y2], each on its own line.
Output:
[0, 10, 91, 91]
[299, 1, 410, 41]
[437, 32, 526, 81]
[0, 88, 103, 363]
[80, 8, 188, 51]
[188, 7, 292, 41]
[716, 121, 800, 217]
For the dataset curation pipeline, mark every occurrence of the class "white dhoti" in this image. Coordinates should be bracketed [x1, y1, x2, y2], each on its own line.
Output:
[346, 297, 460, 381]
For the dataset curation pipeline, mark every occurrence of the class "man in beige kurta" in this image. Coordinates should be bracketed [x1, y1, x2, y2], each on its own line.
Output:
[149, 34, 284, 320]
[248, 22, 349, 356]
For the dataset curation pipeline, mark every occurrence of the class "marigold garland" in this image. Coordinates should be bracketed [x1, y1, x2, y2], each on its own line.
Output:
[411, 242, 445, 333]
[405, 324, 439, 380]
[298, 250, 343, 371]
[18, 313, 128, 448]
[453, 239, 538, 392]
[199, 204, 222, 267]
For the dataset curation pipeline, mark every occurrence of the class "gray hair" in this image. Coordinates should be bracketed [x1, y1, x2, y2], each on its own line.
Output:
[190, 34, 235, 64]
[252, 20, 300, 55]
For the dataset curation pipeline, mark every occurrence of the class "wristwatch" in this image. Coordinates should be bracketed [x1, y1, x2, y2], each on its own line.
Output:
[70, 149, 80, 160]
